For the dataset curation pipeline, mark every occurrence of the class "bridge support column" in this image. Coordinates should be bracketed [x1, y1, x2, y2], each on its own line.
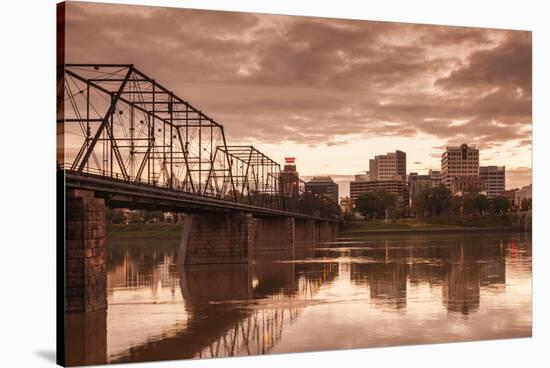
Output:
[253, 217, 295, 255]
[316, 221, 338, 245]
[65, 190, 107, 313]
[295, 219, 316, 248]
[179, 212, 254, 264]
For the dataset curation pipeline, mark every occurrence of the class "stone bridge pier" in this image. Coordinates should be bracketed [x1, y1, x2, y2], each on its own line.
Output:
[253, 217, 295, 253]
[179, 215, 339, 264]
[178, 215, 298, 264]
[178, 213, 255, 265]
[316, 221, 339, 244]
[294, 219, 316, 248]
[65, 190, 107, 313]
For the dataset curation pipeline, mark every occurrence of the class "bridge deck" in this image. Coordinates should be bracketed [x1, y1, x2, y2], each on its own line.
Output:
[63, 170, 342, 222]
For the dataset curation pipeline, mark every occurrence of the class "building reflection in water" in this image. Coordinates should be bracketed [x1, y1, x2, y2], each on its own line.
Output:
[351, 262, 408, 310]
[349, 234, 511, 314]
[442, 241, 507, 315]
[64, 232, 531, 365]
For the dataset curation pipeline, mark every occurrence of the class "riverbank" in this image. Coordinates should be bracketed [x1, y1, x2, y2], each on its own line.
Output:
[107, 214, 528, 239]
[343, 214, 526, 234]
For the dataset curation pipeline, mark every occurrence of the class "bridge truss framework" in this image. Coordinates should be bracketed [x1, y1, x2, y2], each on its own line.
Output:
[57, 64, 341, 220]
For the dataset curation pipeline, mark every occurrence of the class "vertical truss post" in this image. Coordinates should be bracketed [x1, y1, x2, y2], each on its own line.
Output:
[76, 66, 133, 173]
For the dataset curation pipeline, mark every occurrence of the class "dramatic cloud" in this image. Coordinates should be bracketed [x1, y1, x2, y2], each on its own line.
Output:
[436, 32, 532, 95]
[63, 2, 532, 191]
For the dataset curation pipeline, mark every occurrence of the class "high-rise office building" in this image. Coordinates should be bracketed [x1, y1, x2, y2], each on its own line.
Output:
[479, 166, 505, 198]
[369, 150, 406, 182]
[450, 176, 486, 195]
[350, 179, 408, 204]
[305, 176, 339, 204]
[441, 143, 480, 193]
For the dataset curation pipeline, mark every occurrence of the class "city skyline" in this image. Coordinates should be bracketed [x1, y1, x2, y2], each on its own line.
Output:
[304, 142, 529, 198]
[64, 2, 532, 197]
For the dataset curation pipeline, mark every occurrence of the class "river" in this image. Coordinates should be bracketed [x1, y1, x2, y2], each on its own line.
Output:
[65, 230, 532, 365]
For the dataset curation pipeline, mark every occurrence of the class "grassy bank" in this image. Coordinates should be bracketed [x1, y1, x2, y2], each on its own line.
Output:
[344, 215, 518, 233]
[107, 223, 182, 239]
[107, 214, 522, 239]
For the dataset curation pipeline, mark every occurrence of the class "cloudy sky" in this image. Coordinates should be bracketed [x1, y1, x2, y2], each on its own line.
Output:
[64, 1, 532, 196]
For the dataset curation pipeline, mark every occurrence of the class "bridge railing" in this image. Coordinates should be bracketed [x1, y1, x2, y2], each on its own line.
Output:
[60, 164, 342, 220]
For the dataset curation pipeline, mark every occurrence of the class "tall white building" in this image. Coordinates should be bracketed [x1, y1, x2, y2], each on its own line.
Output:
[369, 150, 406, 182]
[479, 166, 505, 198]
[441, 144, 480, 192]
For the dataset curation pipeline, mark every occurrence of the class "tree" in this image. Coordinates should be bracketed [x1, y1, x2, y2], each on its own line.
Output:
[450, 195, 464, 216]
[462, 192, 489, 215]
[355, 189, 397, 220]
[390, 204, 407, 219]
[376, 190, 398, 218]
[355, 191, 377, 219]
[127, 210, 144, 223]
[491, 196, 511, 214]
[414, 185, 452, 217]
[106, 208, 126, 224]
[477, 194, 490, 214]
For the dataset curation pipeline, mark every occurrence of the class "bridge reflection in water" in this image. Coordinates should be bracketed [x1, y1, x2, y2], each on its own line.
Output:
[64, 232, 531, 366]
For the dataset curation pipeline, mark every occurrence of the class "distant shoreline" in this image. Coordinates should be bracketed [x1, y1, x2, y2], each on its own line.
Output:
[106, 215, 530, 240]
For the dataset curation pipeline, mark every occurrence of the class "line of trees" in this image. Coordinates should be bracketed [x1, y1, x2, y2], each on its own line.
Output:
[354, 189, 398, 220]
[414, 185, 513, 217]
[354, 185, 521, 221]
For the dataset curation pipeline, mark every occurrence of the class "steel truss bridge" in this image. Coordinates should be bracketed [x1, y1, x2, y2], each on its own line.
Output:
[57, 64, 341, 221]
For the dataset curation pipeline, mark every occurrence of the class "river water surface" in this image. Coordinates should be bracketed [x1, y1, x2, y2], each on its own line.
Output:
[66, 230, 531, 365]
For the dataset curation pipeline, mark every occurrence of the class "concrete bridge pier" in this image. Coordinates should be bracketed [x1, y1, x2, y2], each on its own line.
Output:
[177, 213, 341, 264]
[316, 220, 338, 245]
[253, 217, 295, 255]
[179, 214, 299, 264]
[65, 189, 107, 313]
[178, 212, 255, 265]
[294, 219, 316, 248]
